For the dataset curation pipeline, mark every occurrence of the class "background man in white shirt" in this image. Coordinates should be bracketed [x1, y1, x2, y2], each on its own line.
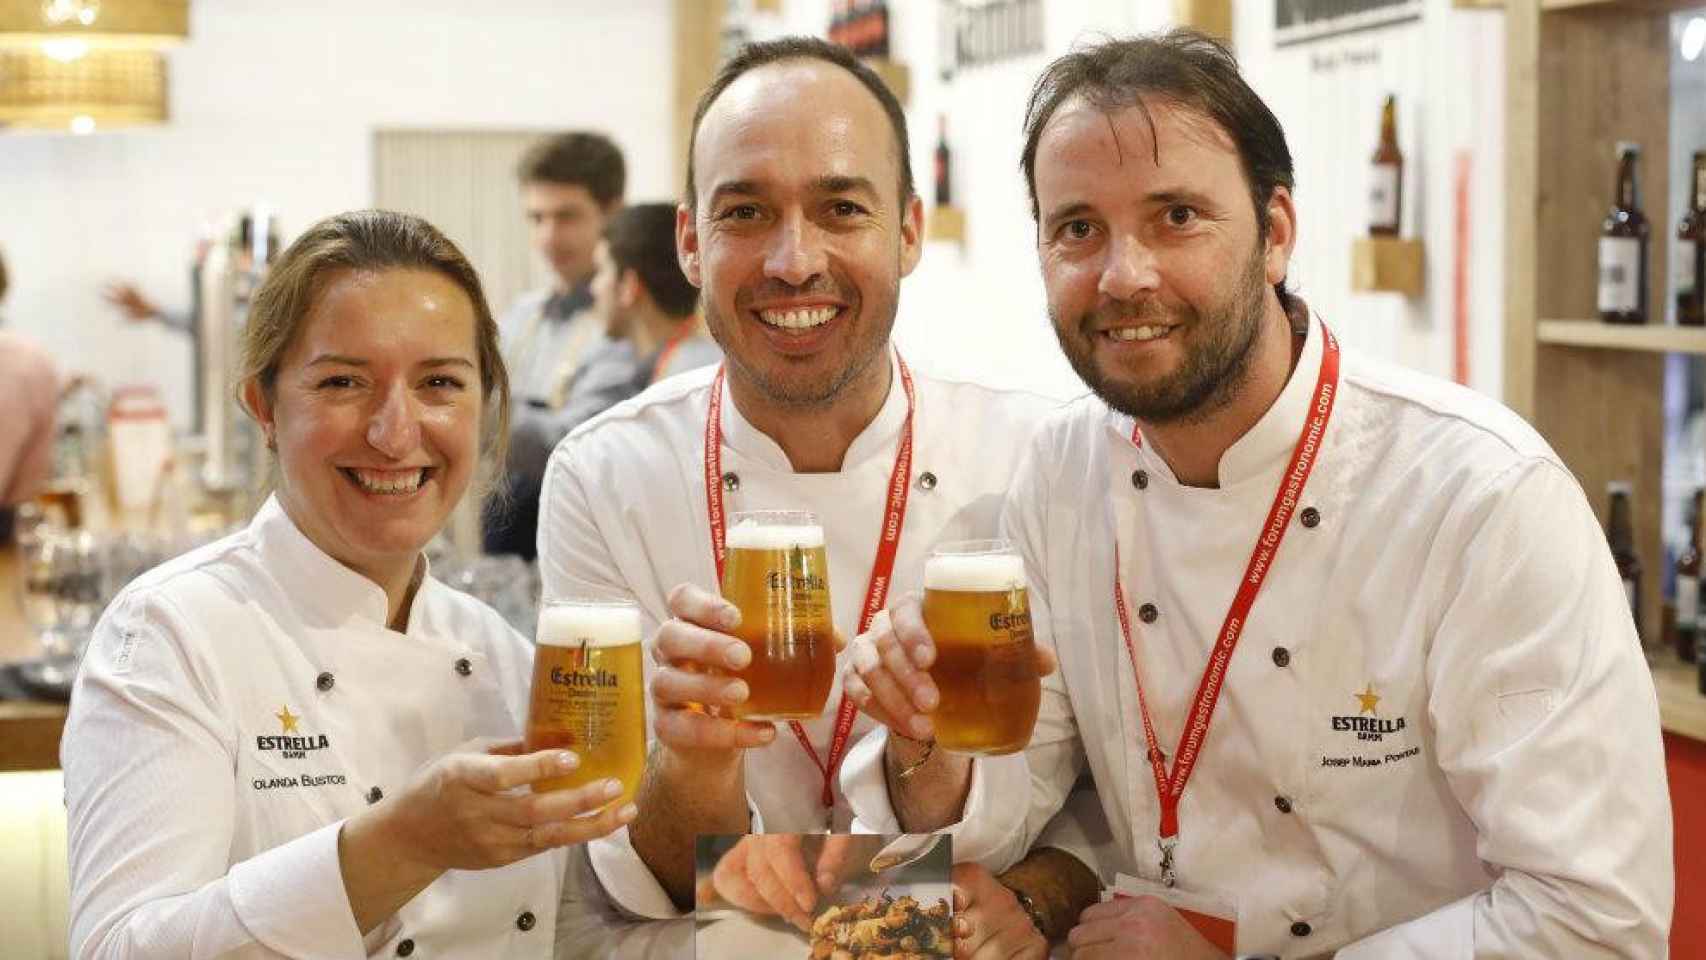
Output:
[540, 36, 1057, 960]
[848, 29, 1673, 959]
[485, 132, 626, 560]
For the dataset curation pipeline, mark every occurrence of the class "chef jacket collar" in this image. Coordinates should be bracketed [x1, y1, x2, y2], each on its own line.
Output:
[1105, 306, 1323, 490]
[250, 494, 435, 634]
[718, 347, 911, 474]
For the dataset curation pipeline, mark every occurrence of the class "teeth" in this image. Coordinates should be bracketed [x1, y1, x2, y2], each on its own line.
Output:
[759, 306, 837, 329]
[351, 469, 425, 495]
[1109, 325, 1169, 342]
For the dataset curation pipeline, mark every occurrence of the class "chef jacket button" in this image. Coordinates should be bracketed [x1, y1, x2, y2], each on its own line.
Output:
[721, 471, 740, 492]
[1299, 506, 1321, 529]
[1274, 795, 1293, 814]
[918, 470, 938, 491]
[454, 657, 472, 677]
[367, 786, 383, 804]
[395, 938, 415, 956]
[1271, 646, 1291, 668]
[1138, 603, 1159, 624]
[1291, 921, 1313, 938]
[516, 910, 537, 932]
[316, 671, 335, 692]
[1131, 469, 1148, 490]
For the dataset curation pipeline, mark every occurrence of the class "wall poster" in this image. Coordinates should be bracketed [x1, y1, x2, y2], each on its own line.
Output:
[1275, 0, 1422, 47]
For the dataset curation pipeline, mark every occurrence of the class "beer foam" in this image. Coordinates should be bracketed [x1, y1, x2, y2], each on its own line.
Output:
[536, 603, 643, 648]
[924, 553, 1027, 591]
[726, 519, 826, 550]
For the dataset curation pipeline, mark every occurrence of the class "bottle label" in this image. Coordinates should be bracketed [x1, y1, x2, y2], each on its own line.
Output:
[1681, 575, 1700, 625]
[1369, 164, 1399, 231]
[1598, 236, 1640, 313]
[1677, 237, 1700, 298]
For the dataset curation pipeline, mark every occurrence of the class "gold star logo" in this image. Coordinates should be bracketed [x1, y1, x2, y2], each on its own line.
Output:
[276, 706, 300, 733]
[1355, 684, 1381, 716]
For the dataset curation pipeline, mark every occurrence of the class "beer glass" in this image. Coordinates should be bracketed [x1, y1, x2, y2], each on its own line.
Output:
[922, 540, 1041, 755]
[720, 510, 836, 720]
[525, 596, 646, 808]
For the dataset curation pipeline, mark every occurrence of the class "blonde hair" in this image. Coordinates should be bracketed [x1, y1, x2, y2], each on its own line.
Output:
[239, 210, 511, 492]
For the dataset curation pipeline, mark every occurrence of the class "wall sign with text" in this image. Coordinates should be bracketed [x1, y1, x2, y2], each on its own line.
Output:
[1275, 0, 1421, 47]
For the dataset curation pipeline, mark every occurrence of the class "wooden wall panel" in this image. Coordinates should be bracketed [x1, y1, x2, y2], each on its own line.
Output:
[1535, 8, 1672, 324]
[1534, 344, 1666, 643]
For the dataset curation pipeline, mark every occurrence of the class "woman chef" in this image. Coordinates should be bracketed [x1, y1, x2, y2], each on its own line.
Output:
[62, 210, 635, 959]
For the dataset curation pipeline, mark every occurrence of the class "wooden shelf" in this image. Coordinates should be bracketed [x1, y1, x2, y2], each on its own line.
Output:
[927, 205, 965, 245]
[0, 702, 66, 773]
[864, 57, 910, 106]
[1653, 654, 1706, 743]
[1537, 320, 1706, 354]
[1351, 237, 1425, 297]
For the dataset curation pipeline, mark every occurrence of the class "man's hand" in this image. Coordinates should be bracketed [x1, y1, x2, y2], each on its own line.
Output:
[1066, 896, 1228, 960]
[844, 593, 1057, 741]
[101, 282, 161, 322]
[950, 862, 1047, 960]
[696, 834, 876, 932]
[649, 583, 777, 759]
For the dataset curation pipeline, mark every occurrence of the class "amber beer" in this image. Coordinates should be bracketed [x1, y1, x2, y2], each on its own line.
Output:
[923, 541, 1041, 755]
[525, 599, 646, 808]
[721, 511, 836, 720]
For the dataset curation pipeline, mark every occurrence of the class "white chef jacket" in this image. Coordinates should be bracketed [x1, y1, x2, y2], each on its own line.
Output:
[956, 315, 1674, 957]
[62, 496, 563, 959]
[537, 351, 1059, 957]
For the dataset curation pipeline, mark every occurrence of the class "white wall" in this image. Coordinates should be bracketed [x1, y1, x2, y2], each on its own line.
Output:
[0, 0, 677, 429]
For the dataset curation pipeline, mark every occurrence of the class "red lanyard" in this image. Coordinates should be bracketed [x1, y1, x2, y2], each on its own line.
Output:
[704, 356, 917, 814]
[1112, 321, 1340, 885]
[651, 332, 689, 384]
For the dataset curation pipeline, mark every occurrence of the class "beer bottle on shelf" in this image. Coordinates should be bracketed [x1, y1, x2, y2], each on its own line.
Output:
[934, 115, 952, 208]
[1599, 142, 1650, 325]
[1368, 94, 1402, 237]
[1677, 489, 1703, 662]
[1608, 482, 1643, 644]
[1679, 149, 1706, 328]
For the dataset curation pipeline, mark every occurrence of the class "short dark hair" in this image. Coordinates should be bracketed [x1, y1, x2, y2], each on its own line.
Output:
[605, 203, 699, 318]
[685, 35, 913, 208]
[517, 132, 626, 208]
[1021, 31, 1296, 306]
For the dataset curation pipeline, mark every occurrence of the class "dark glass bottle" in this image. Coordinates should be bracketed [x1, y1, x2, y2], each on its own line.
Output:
[1608, 482, 1643, 646]
[1679, 150, 1706, 328]
[934, 115, 951, 208]
[1677, 489, 1702, 662]
[1369, 95, 1402, 237]
[1599, 143, 1651, 325]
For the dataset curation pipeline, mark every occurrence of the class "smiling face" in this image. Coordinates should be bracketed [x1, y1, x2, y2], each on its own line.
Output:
[247, 268, 482, 578]
[1034, 95, 1293, 424]
[678, 58, 922, 410]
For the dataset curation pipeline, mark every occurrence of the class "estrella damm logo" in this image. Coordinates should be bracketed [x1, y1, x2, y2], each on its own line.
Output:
[255, 705, 331, 759]
[988, 610, 1032, 631]
[1329, 683, 1406, 742]
[765, 570, 826, 592]
[550, 666, 620, 688]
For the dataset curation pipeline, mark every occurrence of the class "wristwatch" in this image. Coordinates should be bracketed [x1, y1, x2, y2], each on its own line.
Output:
[997, 881, 1047, 937]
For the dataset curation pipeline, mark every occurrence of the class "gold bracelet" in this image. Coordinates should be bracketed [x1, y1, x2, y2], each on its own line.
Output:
[895, 736, 935, 780]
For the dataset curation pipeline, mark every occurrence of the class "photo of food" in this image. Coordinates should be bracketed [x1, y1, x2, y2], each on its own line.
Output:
[693, 833, 953, 959]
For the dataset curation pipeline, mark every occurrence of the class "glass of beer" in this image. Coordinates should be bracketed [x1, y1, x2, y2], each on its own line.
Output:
[922, 540, 1041, 755]
[720, 510, 836, 721]
[525, 595, 646, 809]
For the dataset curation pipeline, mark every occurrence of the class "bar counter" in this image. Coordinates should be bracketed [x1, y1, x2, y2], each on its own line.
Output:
[0, 548, 70, 773]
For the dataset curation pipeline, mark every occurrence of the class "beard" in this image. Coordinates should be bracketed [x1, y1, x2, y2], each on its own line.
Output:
[702, 272, 896, 410]
[1051, 242, 1268, 425]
